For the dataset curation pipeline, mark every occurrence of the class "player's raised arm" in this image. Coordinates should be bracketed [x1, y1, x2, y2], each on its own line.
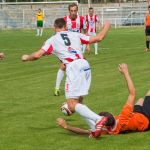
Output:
[21, 49, 45, 61]
[118, 64, 136, 107]
[89, 21, 111, 44]
[57, 118, 90, 135]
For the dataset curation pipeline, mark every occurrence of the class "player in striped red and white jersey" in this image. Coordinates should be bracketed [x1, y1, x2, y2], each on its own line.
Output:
[85, 7, 101, 55]
[22, 18, 110, 138]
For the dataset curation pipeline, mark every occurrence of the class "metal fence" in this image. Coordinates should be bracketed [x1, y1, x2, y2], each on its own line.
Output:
[0, 2, 148, 29]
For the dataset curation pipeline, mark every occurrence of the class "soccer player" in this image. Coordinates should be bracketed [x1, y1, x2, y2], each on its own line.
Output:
[57, 64, 150, 137]
[22, 18, 111, 138]
[54, 3, 87, 96]
[36, 8, 44, 36]
[0, 52, 5, 60]
[85, 7, 101, 55]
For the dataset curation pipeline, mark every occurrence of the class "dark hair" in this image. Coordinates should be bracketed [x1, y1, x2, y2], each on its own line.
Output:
[68, 3, 78, 11]
[99, 112, 115, 127]
[54, 18, 66, 29]
[89, 7, 93, 10]
[148, 5, 150, 9]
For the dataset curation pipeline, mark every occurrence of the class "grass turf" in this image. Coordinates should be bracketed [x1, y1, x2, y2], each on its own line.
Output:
[0, 28, 150, 150]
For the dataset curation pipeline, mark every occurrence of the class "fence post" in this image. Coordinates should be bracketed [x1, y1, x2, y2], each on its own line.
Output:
[22, 9, 24, 28]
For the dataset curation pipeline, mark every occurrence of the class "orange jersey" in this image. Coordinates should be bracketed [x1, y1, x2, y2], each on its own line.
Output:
[105, 104, 149, 135]
[145, 13, 150, 26]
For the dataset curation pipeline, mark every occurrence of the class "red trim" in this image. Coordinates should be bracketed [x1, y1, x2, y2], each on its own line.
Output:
[75, 54, 80, 59]
[65, 58, 74, 62]
[46, 44, 53, 55]
[80, 38, 89, 44]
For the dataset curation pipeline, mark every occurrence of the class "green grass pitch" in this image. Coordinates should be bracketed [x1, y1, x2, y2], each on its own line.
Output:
[0, 28, 150, 150]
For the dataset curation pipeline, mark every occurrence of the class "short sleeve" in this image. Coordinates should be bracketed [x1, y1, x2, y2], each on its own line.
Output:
[41, 38, 54, 55]
[79, 33, 90, 44]
[118, 104, 133, 126]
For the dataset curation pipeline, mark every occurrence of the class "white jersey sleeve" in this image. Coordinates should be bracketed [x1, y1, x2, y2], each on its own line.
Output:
[41, 38, 54, 55]
[78, 33, 90, 44]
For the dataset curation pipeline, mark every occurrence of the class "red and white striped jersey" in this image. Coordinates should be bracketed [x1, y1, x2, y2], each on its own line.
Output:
[85, 14, 99, 34]
[41, 31, 90, 65]
[64, 15, 86, 33]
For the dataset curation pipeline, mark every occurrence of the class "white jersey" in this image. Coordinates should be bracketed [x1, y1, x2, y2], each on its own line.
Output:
[41, 31, 90, 65]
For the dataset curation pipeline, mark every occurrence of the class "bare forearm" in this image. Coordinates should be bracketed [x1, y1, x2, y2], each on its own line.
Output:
[22, 49, 45, 61]
[65, 124, 90, 135]
[124, 72, 135, 95]
[89, 22, 110, 43]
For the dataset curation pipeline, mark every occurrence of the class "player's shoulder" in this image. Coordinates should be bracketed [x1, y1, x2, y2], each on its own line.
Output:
[145, 13, 150, 16]
[64, 16, 67, 20]
[79, 15, 84, 19]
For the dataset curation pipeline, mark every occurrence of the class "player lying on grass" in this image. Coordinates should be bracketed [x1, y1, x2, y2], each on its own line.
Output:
[21, 18, 111, 138]
[0, 52, 5, 60]
[57, 63, 150, 137]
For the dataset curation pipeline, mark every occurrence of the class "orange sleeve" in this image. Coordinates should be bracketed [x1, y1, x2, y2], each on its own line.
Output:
[119, 104, 133, 124]
[115, 103, 133, 131]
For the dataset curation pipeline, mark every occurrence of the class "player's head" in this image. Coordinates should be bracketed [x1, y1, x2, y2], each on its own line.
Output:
[148, 6, 150, 12]
[68, 3, 78, 20]
[89, 7, 94, 16]
[99, 111, 115, 127]
[38, 8, 41, 12]
[54, 18, 66, 30]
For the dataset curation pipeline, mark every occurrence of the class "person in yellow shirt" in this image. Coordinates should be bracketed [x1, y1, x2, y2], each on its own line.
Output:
[36, 8, 44, 36]
[145, 6, 150, 51]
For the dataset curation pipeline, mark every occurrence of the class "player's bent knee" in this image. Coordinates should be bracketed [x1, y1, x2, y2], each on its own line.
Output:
[67, 99, 78, 113]
[135, 98, 144, 106]
[60, 63, 66, 71]
[146, 90, 150, 96]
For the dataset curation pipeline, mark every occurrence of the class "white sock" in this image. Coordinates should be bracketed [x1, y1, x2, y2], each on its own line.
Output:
[55, 69, 65, 89]
[40, 29, 43, 36]
[84, 118, 96, 131]
[75, 103, 102, 122]
[82, 44, 86, 53]
[37, 29, 40, 36]
[95, 43, 98, 54]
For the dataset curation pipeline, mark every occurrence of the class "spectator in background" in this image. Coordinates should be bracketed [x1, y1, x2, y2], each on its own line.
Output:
[36, 8, 44, 36]
[0, 52, 5, 60]
[145, 5, 150, 51]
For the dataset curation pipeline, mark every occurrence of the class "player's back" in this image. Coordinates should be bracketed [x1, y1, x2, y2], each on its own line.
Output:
[42, 31, 89, 65]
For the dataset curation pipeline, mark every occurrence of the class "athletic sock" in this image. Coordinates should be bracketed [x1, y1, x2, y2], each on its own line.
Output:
[82, 44, 86, 53]
[75, 103, 102, 122]
[55, 69, 65, 89]
[84, 118, 96, 131]
[40, 29, 43, 36]
[94, 43, 98, 54]
[146, 41, 149, 49]
[37, 29, 40, 36]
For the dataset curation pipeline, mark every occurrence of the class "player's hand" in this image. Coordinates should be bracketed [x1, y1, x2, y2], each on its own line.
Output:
[22, 55, 29, 61]
[118, 63, 128, 74]
[56, 118, 67, 129]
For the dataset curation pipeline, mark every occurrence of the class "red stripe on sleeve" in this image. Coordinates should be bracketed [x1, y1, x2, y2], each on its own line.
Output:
[80, 38, 89, 44]
[46, 44, 53, 55]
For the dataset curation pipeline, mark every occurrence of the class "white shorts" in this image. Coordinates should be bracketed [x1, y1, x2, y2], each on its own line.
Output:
[88, 32, 96, 37]
[65, 59, 91, 99]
